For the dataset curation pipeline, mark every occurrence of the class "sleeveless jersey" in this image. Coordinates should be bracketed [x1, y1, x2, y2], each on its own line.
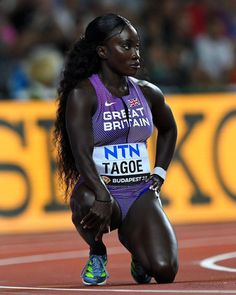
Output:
[89, 73, 153, 185]
[89, 73, 153, 145]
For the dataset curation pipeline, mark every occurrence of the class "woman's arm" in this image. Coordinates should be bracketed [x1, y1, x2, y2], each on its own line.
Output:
[140, 80, 177, 184]
[66, 80, 112, 239]
[65, 80, 112, 202]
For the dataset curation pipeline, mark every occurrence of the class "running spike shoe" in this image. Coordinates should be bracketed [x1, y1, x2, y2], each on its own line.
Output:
[131, 256, 152, 284]
[81, 254, 108, 285]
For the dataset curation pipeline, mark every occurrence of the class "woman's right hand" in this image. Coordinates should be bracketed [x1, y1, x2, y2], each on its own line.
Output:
[80, 196, 113, 241]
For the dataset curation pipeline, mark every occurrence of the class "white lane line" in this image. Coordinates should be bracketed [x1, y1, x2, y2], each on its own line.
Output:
[1, 237, 236, 266]
[1, 235, 236, 255]
[179, 236, 236, 248]
[0, 246, 126, 266]
[0, 286, 236, 293]
[200, 251, 236, 272]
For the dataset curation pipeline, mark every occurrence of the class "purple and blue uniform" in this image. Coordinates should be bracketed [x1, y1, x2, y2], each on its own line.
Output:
[80, 73, 154, 218]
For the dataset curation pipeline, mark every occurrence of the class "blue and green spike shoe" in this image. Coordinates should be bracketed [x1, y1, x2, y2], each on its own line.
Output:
[81, 254, 108, 285]
[131, 257, 152, 284]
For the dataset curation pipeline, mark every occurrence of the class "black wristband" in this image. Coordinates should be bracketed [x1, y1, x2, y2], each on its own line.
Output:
[153, 174, 164, 184]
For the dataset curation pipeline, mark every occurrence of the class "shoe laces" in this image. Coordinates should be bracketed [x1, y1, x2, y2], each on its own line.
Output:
[81, 255, 108, 278]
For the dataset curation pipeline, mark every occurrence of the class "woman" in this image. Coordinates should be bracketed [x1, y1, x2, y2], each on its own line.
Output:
[54, 13, 178, 286]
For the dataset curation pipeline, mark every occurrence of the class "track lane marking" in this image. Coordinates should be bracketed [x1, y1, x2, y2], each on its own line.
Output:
[0, 246, 126, 266]
[0, 286, 236, 293]
[200, 251, 236, 272]
[1, 237, 236, 266]
[1, 235, 236, 258]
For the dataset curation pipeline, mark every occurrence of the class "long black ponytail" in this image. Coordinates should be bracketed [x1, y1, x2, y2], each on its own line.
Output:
[54, 14, 131, 199]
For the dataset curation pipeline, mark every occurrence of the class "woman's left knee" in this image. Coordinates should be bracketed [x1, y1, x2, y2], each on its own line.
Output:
[151, 258, 178, 284]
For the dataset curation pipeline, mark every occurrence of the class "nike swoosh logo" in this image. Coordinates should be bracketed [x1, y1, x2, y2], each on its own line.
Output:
[105, 101, 116, 107]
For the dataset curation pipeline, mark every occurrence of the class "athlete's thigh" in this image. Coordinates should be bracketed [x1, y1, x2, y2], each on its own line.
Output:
[118, 190, 178, 268]
[70, 182, 122, 230]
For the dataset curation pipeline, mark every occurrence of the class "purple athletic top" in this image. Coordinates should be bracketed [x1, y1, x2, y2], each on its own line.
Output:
[89, 74, 153, 146]
[75, 74, 156, 219]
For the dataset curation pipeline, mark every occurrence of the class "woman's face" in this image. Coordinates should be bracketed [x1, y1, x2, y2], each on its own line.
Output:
[102, 25, 140, 76]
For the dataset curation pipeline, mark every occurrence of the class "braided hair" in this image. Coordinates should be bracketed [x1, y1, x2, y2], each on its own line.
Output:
[54, 14, 131, 199]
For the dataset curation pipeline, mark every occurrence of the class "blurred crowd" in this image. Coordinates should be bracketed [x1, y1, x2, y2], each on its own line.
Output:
[1, 0, 236, 100]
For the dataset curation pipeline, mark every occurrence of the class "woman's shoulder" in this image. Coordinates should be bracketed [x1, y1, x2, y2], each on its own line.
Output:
[68, 77, 97, 110]
[73, 77, 94, 93]
[130, 77, 165, 105]
[69, 77, 96, 99]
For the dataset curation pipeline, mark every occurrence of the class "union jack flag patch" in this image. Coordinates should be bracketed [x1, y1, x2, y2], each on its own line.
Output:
[128, 98, 140, 107]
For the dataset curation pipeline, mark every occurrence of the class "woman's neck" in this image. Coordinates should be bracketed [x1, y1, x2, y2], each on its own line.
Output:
[98, 68, 129, 97]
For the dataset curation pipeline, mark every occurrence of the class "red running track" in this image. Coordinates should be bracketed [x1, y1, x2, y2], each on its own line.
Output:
[0, 222, 236, 295]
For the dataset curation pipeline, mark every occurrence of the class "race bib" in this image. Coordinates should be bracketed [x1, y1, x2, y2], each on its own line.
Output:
[93, 143, 150, 185]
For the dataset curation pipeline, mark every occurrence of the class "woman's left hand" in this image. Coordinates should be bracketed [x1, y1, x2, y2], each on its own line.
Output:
[81, 199, 112, 241]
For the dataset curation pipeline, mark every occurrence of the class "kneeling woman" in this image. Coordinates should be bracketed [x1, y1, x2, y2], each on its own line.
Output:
[54, 13, 178, 286]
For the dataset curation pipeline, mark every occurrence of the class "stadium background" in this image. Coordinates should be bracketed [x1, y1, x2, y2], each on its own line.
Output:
[0, 0, 236, 233]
